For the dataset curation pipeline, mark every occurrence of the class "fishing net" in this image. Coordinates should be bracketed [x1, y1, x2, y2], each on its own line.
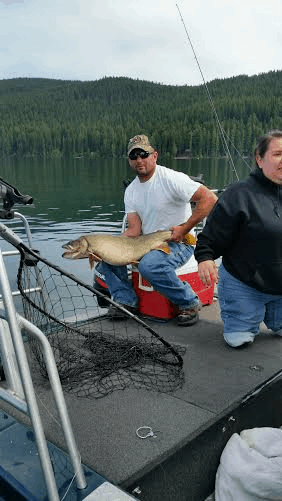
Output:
[17, 244, 185, 399]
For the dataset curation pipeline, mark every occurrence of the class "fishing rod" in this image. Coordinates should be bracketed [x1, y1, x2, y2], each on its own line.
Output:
[176, 3, 251, 180]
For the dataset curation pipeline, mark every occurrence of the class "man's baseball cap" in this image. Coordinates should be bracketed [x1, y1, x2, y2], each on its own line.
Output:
[127, 135, 154, 156]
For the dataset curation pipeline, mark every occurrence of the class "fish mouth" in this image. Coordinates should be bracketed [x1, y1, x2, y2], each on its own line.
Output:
[62, 242, 73, 250]
[62, 243, 81, 259]
[62, 249, 82, 259]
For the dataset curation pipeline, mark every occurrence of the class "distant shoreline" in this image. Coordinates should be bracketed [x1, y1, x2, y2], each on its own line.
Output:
[1, 153, 250, 161]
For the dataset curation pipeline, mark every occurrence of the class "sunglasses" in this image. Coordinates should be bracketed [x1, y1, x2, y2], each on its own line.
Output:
[128, 150, 151, 160]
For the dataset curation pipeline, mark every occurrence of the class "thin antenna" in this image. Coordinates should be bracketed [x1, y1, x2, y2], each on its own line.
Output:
[176, 3, 241, 180]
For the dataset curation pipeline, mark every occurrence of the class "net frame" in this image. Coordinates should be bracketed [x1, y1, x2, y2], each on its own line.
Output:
[17, 244, 185, 398]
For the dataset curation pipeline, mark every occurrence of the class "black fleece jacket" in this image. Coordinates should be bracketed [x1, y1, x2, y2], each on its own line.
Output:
[195, 168, 282, 295]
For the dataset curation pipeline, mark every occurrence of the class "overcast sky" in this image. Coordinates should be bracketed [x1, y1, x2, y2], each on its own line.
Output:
[0, 0, 281, 86]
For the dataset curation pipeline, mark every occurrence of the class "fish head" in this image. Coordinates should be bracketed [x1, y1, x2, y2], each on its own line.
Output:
[62, 237, 89, 259]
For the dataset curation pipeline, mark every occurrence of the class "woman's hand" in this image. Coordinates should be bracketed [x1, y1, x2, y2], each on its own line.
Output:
[198, 260, 218, 286]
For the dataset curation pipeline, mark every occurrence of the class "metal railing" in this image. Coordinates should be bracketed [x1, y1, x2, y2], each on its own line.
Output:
[0, 214, 87, 500]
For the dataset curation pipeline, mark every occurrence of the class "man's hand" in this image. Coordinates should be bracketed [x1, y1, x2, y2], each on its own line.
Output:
[123, 213, 142, 237]
[198, 260, 218, 286]
[123, 228, 141, 237]
[169, 225, 187, 243]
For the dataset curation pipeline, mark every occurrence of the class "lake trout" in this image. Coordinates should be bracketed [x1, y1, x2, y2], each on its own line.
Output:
[62, 230, 173, 268]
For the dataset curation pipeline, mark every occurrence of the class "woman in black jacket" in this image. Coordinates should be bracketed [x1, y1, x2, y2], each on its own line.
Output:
[195, 130, 282, 347]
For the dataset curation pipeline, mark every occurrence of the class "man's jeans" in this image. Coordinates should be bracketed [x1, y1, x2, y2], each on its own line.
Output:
[218, 263, 282, 347]
[101, 242, 200, 310]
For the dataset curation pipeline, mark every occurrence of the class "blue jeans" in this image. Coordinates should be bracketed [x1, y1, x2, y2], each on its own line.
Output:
[101, 242, 201, 310]
[218, 263, 282, 347]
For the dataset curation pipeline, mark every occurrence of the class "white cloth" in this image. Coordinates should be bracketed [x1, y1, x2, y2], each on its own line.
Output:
[124, 164, 200, 235]
[215, 427, 282, 501]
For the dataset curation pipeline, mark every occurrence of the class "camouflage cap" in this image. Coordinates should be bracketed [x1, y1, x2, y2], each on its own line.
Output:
[127, 135, 155, 156]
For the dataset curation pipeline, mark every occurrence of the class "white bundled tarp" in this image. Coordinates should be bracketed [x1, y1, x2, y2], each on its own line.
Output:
[215, 427, 282, 500]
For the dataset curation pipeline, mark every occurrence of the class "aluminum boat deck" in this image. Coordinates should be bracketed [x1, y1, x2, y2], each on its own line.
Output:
[1, 301, 282, 501]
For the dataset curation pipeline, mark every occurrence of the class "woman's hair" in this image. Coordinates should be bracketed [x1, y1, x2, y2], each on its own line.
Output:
[254, 129, 282, 168]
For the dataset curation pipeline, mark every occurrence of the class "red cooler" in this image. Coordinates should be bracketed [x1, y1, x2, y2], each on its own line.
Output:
[132, 255, 214, 320]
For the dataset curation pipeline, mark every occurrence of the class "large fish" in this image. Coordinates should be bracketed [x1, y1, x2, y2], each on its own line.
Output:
[62, 230, 173, 268]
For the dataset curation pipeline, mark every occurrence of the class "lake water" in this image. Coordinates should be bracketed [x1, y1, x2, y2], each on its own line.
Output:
[0, 156, 251, 287]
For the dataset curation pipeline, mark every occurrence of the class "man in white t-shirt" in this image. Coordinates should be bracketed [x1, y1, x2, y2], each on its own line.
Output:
[102, 134, 217, 325]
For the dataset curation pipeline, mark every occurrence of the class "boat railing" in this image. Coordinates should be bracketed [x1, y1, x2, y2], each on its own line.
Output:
[0, 214, 87, 500]
[0, 212, 38, 303]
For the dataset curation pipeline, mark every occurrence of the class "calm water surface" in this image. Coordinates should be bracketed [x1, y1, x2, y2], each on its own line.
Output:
[0, 156, 250, 286]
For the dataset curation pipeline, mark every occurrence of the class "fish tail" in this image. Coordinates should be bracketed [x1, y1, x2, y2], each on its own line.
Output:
[183, 233, 197, 246]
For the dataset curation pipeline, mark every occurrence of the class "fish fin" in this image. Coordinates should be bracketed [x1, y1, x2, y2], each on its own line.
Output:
[156, 243, 171, 254]
[89, 253, 102, 269]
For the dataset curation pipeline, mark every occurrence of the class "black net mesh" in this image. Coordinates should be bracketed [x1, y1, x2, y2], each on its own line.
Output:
[17, 245, 185, 398]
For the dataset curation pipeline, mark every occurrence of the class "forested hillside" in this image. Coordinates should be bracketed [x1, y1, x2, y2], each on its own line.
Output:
[0, 71, 281, 158]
